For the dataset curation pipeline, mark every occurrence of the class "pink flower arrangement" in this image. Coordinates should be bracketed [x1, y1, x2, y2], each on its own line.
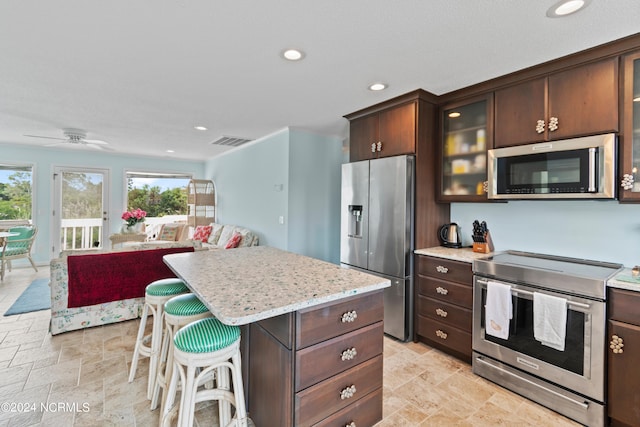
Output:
[122, 208, 147, 226]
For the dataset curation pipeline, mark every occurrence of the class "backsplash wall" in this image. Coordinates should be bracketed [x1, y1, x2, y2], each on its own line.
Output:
[451, 200, 640, 267]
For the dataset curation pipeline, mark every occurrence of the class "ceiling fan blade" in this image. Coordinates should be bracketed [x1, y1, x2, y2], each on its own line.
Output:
[83, 139, 109, 145]
[23, 134, 66, 141]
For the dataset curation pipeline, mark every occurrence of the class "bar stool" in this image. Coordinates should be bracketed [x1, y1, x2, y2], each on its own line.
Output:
[150, 293, 212, 412]
[162, 317, 248, 427]
[128, 278, 189, 399]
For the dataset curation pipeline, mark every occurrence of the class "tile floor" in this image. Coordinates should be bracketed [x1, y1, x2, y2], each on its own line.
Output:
[0, 266, 581, 426]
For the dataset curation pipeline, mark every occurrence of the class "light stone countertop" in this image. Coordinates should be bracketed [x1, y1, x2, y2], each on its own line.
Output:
[414, 246, 493, 263]
[163, 246, 390, 326]
[608, 268, 640, 292]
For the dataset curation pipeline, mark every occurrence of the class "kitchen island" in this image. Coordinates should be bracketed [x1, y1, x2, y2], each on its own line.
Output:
[163, 246, 390, 427]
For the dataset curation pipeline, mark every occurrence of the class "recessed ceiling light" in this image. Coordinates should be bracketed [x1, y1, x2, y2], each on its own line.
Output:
[368, 83, 388, 91]
[166, 149, 175, 153]
[546, 0, 591, 18]
[194, 126, 207, 131]
[448, 112, 461, 118]
[282, 49, 305, 61]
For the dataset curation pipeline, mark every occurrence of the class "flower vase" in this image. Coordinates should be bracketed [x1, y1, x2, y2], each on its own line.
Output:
[122, 223, 144, 234]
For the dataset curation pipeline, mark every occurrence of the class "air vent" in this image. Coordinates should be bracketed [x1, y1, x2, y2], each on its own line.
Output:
[210, 136, 253, 147]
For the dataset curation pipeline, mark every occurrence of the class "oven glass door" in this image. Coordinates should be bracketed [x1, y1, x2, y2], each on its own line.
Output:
[496, 148, 593, 195]
[476, 280, 589, 376]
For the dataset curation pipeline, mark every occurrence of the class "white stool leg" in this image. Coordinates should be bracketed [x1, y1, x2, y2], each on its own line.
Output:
[179, 363, 198, 427]
[161, 358, 183, 427]
[128, 302, 152, 383]
[230, 350, 248, 427]
[217, 365, 231, 425]
[148, 302, 165, 399]
[151, 319, 173, 410]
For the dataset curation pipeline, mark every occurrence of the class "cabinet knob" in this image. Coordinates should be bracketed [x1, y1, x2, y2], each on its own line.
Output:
[435, 329, 448, 340]
[345, 422, 356, 427]
[340, 347, 358, 361]
[548, 116, 559, 132]
[435, 308, 448, 318]
[436, 265, 449, 274]
[621, 173, 635, 190]
[340, 384, 357, 400]
[341, 310, 358, 323]
[435, 286, 449, 295]
[376, 141, 382, 152]
[536, 119, 545, 134]
[371, 143, 377, 153]
[610, 335, 624, 354]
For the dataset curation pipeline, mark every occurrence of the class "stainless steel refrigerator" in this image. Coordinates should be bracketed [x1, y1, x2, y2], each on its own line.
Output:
[340, 155, 414, 341]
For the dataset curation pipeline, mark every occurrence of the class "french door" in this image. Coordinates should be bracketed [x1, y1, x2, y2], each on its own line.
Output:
[52, 167, 109, 256]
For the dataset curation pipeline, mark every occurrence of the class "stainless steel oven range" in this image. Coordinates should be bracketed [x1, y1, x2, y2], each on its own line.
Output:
[472, 251, 622, 426]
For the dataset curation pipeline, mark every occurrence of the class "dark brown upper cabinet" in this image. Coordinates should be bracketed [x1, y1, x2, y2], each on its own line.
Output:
[619, 50, 640, 202]
[347, 101, 416, 162]
[494, 57, 619, 148]
[438, 93, 494, 202]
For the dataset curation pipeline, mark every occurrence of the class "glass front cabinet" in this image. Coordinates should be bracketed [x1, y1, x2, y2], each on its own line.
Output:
[439, 94, 494, 202]
[620, 51, 640, 202]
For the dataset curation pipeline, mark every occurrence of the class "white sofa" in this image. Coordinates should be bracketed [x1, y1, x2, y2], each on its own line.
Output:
[201, 223, 259, 249]
[49, 240, 202, 335]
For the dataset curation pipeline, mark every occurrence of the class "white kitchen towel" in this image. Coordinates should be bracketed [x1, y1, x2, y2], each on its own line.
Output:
[485, 281, 513, 340]
[533, 292, 567, 351]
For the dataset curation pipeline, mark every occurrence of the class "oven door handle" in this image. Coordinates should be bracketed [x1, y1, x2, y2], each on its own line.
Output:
[510, 288, 591, 309]
[475, 278, 591, 309]
[474, 356, 590, 410]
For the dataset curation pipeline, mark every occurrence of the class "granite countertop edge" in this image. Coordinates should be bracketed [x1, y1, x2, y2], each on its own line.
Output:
[608, 268, 640, 292]
[414, 246, 493, 263]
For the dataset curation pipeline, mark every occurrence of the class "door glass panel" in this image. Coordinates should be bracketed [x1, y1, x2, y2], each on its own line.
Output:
[442, 101, 488, 196]
[632, 58, 640, 192]
[60, 171, 105, 251]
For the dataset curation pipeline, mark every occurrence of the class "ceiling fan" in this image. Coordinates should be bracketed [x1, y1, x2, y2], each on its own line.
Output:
[23, 128, 111, 150]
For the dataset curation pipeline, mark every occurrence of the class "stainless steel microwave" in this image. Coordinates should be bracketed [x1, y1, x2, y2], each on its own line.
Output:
[487, 133, 617, 200]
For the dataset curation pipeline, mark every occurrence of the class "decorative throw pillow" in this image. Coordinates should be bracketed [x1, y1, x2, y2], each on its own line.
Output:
[158, 224, 180, 241]
[207, 223, 225, 245]
[193, 225, 213, 242]
[224, 232, 243, 249]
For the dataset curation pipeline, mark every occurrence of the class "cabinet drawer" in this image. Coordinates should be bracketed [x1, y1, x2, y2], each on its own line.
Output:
[416, 315, 472, 358]
[296, 291, 383, 349]
[416, 295, 472, 332]
[417, 255, 472, 285]
[312, 387, 382, 427]
[295, 355, 383, 427]
[416, 275, 472, 308]
[296, 321, 383, 391]
[609, 288, 640, 326]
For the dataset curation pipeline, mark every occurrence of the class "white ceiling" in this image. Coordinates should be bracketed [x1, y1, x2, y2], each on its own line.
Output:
[1, 1, 639, 161]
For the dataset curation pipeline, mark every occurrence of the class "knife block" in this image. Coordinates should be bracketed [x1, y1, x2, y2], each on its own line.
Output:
[472, 230, 494, 254]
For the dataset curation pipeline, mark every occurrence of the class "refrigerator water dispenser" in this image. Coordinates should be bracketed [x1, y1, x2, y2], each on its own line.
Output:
[348, 205, 363, 237]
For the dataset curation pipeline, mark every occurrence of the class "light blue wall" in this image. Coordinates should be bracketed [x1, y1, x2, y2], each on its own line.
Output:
[205, 130, 290, 250]
[205, 128, 343, 263]
[0, 143, 204, 265]
[287, 128, 343, 264]
[451, 200, 640, 267]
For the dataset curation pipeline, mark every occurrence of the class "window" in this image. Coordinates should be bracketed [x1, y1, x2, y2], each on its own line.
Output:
[0, 163, 33, 221]
[125, 171, 191, 238]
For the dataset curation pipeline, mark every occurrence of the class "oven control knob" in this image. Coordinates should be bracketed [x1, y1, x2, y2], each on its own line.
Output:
[610, 335, 624, 354]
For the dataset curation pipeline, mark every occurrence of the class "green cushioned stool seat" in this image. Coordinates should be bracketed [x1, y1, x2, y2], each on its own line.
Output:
[146, 278, 188, 296]
[165, 293, 210, 317]
[174, 317, 240, 354]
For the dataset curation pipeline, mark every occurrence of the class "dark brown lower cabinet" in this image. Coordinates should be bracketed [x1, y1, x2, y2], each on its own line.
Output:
[608, 288, 640, 427]
[246, 290, 384, 427]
